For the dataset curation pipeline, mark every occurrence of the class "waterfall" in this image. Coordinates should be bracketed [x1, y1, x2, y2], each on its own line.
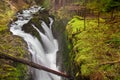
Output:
[10, 6, 61, 80]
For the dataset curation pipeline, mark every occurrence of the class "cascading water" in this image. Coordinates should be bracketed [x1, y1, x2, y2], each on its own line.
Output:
[10, 6, 61, 80]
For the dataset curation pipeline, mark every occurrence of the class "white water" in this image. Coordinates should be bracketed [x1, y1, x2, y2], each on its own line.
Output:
[10, 6, 61, 80]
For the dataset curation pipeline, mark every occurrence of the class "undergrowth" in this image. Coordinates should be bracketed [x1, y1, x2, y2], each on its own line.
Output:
[66, 15, 120, 80]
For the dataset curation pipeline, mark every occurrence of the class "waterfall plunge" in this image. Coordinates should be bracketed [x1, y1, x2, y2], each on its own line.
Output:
[10, 6, 61, 80]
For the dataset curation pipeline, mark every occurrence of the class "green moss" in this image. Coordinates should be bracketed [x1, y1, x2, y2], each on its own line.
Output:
[0, 62, 28, 80]
[66, 16, 84, 35]
[0, 7, 14, 32]
[0, 25, 8, 32]
[43, 0, 50, 9]
[0, 1, 31, 80]
[66, 15, 120, 79]
[0, 31, 29, 80]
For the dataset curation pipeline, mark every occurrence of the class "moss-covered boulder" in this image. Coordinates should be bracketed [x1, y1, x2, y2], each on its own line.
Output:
[22, 9, 50, 42]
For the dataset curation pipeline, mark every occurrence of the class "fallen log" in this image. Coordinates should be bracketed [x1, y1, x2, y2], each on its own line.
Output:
[0, 52, 71, 79]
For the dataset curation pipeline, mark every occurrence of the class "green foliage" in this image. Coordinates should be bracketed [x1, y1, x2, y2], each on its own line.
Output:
[68, 16, 84, 31]
[106, 37, 120, 48]
[42, 0, 50, 9]
[66, 15, 120, 79]
[87, 0, 120, 12]
[0, 5, 14, 31]
[104, 0, 120, 12]
[0, 63, 27, 80]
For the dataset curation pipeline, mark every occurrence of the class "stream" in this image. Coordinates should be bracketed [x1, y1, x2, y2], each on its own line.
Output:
[10, 5, 61, 80]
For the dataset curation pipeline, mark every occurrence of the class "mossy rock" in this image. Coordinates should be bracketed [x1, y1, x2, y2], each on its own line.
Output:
[22, 9, 52, 42]
[0, 30, 30, 80]
[22, 16, 43, 36]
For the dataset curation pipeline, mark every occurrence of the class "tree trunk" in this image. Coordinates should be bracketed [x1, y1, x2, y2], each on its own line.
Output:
[0, 53, 71, 79]
[98, 11, 100, 27]
[84, 5, 86, 30]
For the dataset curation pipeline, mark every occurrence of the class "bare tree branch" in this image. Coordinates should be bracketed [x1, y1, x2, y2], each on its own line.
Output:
[99, 60, 120, 65]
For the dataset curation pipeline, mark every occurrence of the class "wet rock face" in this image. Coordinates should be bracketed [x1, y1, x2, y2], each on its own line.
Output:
[22, 16, 43, 37]
[22, 9, 51, 42]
